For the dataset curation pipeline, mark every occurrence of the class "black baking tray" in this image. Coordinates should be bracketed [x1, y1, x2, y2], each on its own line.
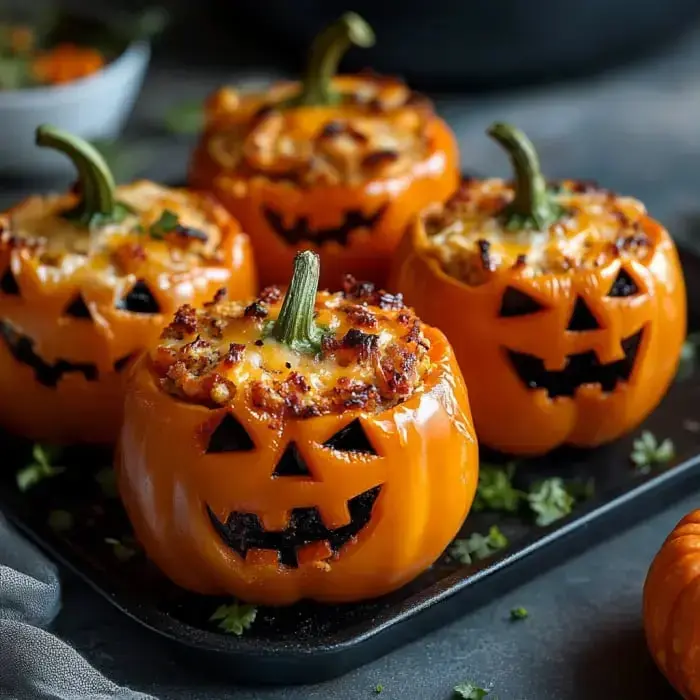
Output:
[0, 248, 699, 685]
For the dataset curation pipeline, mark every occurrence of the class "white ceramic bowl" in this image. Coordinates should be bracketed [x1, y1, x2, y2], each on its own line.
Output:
[0, 40, 150, 177]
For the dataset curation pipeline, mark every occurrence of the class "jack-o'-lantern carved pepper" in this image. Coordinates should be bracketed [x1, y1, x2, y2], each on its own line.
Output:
[0, 125, 256, 445]
[188, 13, 459, 289]
[390, 122, 686, 456]
[117, 251, 478, 605]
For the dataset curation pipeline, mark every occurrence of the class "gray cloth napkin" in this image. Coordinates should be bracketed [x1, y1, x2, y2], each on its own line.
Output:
[0, 513, 155, 700]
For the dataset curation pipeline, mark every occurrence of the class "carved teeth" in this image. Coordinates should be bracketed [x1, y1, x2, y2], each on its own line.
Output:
[207, 485, 382, 568]
[507, 328, 644, 398]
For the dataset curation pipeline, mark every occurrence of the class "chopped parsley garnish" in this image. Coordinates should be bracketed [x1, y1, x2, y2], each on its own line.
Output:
[528, 477, 575, 527]
[449, 526, 509, 564]
[149, 209, 180, 239]
[453, 681, 490, 699]
[630, 431, 674, 474]
[95, 467, 118, 499]
[16, 444, 65, 492]
[510, 606, 528, 620]
[104, 537, 136, 563]
[374, 684, 384, 694]
[48, 509, 73, 533]
[210, 602, 258, 635]
[473, 462, 524, 513]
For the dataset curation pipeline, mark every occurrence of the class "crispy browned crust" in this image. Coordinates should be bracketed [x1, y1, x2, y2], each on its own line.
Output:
[422, 178, 656, 284]
[152, 277, 432, 422]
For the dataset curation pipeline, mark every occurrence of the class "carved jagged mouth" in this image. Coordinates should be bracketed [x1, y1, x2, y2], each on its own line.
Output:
[506, 328, 644, 398]
[0, 320, 97, 387]
[0, 320, 137, 387]
[262, 204, 388, 246]
[207, 485, 382, 568]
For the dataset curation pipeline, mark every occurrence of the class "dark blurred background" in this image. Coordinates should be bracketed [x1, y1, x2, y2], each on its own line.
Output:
[7, 0, 700, 248]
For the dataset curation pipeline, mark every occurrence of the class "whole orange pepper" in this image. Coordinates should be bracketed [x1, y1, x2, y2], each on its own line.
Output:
[117, 251, 478, 604]
[0, 125, 256, 444]
[391, 123, 686, 456]
[189, 13, 459, 289]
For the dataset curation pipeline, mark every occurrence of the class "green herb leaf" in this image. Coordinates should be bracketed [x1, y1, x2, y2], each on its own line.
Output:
[163, 100, 205, 135]
[510, 606, 528, 620]
[473, 462, 524, 513]
[149, 209, 180, 240]
[48, 510, 73, 533]
[454, 681, 490, 699]
[449, 526, 509, 565]
[95, 467, 118, 499]
[16, 444, 65, 492]
[631, 431, 675, 474]
[528, 477, 574, 526]
[104, 537, 136, 563]
[210, 602, 258, 635]
[374, 684, 384, 694]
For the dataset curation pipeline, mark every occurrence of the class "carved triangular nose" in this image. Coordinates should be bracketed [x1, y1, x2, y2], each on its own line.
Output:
[567, 297, 600, 331]
[273, 442, 313, 478]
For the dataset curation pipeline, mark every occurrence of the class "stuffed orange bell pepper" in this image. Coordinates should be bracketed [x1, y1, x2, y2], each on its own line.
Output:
[0, 125, 256, 445]
[189, 12, 459, 289]
[391, 122, 686, 456]
[117, 251, 478, 605]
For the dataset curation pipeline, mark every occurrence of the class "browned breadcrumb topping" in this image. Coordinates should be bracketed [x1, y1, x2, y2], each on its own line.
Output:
[202, 76, 435, 187]
[151, 278, 432, 423]
[0, 181, 230, 280]
[423, 178, 657, 285]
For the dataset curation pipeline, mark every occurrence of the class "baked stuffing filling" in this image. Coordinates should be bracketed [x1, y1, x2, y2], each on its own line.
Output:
[151, 274, 433, 424]
[0, 181, 228, 283]
[204, 77, 434, 188]
[423, 178, 655, 286]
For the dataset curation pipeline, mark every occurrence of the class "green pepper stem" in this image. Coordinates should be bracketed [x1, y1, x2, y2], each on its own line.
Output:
[272, 251, 324, 354]
[289, 12, 375, 107]
[36, 124, 117, 227]
[487, 122, 563, 231]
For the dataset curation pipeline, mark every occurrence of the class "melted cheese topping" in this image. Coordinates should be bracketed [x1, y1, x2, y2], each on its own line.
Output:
[203, 76, 433, 187]
[424, 179, 654, 285]
[151, 280, 432, 422]
[0, 181, 227, 283]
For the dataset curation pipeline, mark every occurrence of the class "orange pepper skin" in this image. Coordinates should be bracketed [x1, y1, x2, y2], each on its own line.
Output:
[116, 326, 478, 605]
[0, 192, 256, 445]
[188, 78, 459, 290]
[390, 205, 686, 456]
[643, 510, 700, 700]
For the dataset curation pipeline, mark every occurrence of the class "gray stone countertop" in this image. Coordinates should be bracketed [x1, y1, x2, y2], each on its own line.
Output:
[8, 13, 700, 700]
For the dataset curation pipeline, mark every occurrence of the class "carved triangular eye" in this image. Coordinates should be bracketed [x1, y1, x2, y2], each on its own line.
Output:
[608, 269, 639, 297]
[63, 294, 92, 319]
[272, 442, 313, 477]
[323, 418, 378, 455]
[0, 268, 19, 296]
[116, 280, 160, 314]
[499, 286, 545, 317]
[567, 297, 601, 331]
[206, 413, 255, 453]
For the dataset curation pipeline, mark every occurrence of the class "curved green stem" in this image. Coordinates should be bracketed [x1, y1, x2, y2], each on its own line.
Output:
[35, 124, 124, 228]
[271, 251, 324, 354]
[487, 122, 564, 231]
[286, 12, 375, 108]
